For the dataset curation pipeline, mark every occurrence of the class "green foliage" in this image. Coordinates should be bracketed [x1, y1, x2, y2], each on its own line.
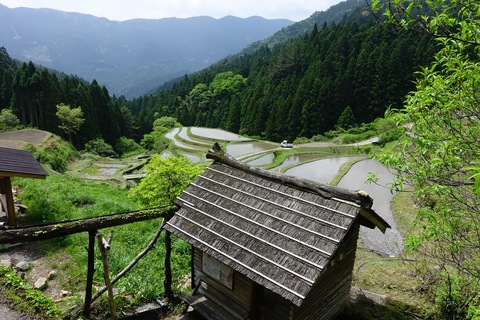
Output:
[435, 272, 480, 320]
[56, 103, 85, 138]
[140, 116, 180, 152]
[311, 134, 328, 142]
[293, 136, 310, 144]
[0, 264, 62, 318]
[209, 71, 247, 97]
[335, 106, 356, 130]
[114, 136, 144, 157]
[373, 0, 480, 317]
[0, 57, 135, 148]
[467, 304, 480, 320]
[25, 136, 78, 173]
[12, 173, 186, 310]
[152, 116, 180, 130]
[84, 138, 118, 157]
[0, 108, 20, 131]
[376, 127, 404, 147]
[129, 155, 205, 207]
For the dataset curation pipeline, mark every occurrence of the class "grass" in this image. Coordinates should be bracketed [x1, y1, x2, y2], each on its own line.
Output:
[4, 124, 440, 318]
[343, 187, 438, 319]
[12, 171, 192, 317]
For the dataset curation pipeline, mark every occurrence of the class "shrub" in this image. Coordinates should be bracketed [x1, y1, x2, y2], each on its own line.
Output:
[25, 136, 78, 173]
[311, 134, 328, 142]
[377, 127, 405, 146]
[0, 109, 20, 131]
[435, 273, 471, 319]
[115, 136, 144, 157]
[293, 137, 310, 145]
[84, 138, 118, 157]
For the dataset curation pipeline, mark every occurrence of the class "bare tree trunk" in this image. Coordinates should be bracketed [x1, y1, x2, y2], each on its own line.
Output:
[97, 232, 118, 320]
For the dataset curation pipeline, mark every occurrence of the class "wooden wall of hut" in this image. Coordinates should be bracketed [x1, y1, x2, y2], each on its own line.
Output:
[293, 223, 360, 320]
[193, 248, 252, 319]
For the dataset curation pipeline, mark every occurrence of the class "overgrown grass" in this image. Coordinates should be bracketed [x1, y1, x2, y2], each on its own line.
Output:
[345, 189, 438, 319]
[13, 173, 191, 316]
[24, 135, 79, 173]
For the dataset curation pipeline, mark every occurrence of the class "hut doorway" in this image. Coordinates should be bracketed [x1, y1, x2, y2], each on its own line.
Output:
[254, 284, 290, 320]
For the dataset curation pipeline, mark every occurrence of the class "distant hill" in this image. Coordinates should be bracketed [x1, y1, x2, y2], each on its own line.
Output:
[244, 0, 367, 52]
[0, 4, 292, 98]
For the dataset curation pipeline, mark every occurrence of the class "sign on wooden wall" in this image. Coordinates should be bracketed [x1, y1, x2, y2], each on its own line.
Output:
[202, 252, 233, 289]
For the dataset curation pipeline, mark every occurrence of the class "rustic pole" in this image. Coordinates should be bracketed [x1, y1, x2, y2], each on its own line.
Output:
[97, 232, 118, 320]
[90, 219, 166, 304]
[0, 206, 176, 245]
[164, 230, 173, 302]
[83, 229, 97, 318]
[0, 178, 16, 227]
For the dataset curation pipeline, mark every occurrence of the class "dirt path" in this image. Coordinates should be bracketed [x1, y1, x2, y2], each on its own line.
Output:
[0, 129, 52, 149]
[0, 295, 34, 320]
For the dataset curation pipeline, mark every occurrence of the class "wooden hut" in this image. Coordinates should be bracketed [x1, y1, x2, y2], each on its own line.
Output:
[165, 143, 390, 320]
[0, 146, 48, 227]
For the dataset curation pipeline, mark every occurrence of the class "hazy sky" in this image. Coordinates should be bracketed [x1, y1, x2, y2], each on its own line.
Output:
[0, 0, 345, 21]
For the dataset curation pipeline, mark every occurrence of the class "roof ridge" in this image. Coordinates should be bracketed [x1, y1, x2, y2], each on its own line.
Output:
[206, 142, 374, 209]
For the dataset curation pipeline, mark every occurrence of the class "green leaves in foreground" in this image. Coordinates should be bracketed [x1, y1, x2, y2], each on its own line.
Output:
[129, 155, 205, 208]
[372, 0, 480, 318]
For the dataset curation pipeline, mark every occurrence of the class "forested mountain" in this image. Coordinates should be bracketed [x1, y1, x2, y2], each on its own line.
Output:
[0, 48, 135, 148]
[0, 3, 292, 98]
[0, 1, 438, 148]
[128, 18, 437, 141]
[245, 0, 369, 51]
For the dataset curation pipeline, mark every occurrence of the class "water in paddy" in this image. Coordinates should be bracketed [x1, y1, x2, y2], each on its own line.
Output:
[179, 152, 202, 163]
[178, 128, 211, 146]
[269, 154, 324, 172]
[190, 127, 247, 141]
[337, 159, 403, 256]
[226, 141, 277, 158]
[284, 156, 357, 183]
[165, 128, 198, 150]
[247, 153, 275, 166]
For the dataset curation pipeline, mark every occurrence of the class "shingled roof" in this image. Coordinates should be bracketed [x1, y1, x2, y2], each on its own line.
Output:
[165, 143, 389, 306]
[0, 146, 48, 179]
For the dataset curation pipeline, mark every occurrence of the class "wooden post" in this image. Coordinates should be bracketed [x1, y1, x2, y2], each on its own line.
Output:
[0, 178, 16, 227]
[83, 230, 96, 318]
[164, 230, 173, 301]
[97, 232, 118, 320]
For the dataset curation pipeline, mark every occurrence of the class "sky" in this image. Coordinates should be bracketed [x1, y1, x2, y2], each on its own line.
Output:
[0, 0, 345, 22]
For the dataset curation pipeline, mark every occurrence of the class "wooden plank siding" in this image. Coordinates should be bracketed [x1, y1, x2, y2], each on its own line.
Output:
[293, 224, 360, 320]
[192, 248, 252, 319]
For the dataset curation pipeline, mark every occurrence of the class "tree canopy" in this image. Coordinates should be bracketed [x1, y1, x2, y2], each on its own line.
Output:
[128, 156, 205, 208]
[56, 103, 85, 144]
[372, 0, 480, 318]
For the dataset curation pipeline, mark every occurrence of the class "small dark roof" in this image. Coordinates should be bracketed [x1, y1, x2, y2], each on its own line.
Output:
[165, 143, 389, 306]
[0, 147, 48, 179]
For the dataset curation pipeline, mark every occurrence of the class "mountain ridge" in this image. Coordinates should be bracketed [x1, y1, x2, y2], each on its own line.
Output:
[0, 3, 292, 97]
